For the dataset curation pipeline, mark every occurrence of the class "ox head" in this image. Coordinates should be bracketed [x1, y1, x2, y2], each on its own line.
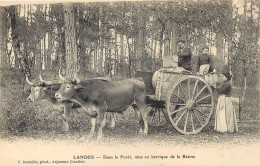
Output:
[55, 68, 110, 102]
[26, 72, 61, 102]
[55, 80, 83, 102]
[55, 68, 83, 101]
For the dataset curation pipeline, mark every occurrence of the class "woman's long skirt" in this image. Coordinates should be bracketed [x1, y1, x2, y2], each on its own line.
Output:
[214, 95, 238, 133]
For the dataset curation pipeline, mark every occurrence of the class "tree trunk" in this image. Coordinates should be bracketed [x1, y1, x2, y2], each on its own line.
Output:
[159, 22, 165, 67]
[47, 33, 53, 70]
[0, 7, 7, 68]
[150, 37, 154, 71]
[114, 28, 118, 74]
[162, 20, 171, 67]
[216, 32, 224, 64]
[135, 7, 145, 71]
[120, 32, 124, 74]
[78, 9, 86, 70]
[171, 21, 178, 57]
[35, 18, 42, 71]
[127, 37, 132, 77]
[64, 4, 78, 78]
[228, 39, 233, 85]
[241, 0, 248, 108]
[9, 6, 30, 77]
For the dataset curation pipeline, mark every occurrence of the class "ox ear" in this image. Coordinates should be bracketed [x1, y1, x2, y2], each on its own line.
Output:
[71, 79, 78, 85]
[221, 74, 228, 82]
[42, 87, 49, 91]
[74, 84, 84, 90]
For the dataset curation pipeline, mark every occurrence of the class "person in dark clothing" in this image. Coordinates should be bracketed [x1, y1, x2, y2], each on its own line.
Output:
[216, 66, 232, 96]
[177, 40, 192, 71]
[197, 46, 215, 75]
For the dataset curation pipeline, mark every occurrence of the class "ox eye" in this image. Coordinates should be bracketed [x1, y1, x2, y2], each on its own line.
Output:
[66, 85, 70, 89]
[35, 88, 40, 91]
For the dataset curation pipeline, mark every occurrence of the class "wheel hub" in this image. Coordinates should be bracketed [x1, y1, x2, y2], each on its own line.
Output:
[186, 100, 195, 111]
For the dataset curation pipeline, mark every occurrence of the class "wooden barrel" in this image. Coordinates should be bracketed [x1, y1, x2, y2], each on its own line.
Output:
[152, 68, 191, 101]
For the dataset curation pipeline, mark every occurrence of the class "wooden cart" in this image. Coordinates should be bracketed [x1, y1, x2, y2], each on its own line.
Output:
[136, 68, 226, 135]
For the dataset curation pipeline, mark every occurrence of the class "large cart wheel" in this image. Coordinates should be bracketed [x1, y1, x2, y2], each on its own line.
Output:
[166, 75, 214, 134]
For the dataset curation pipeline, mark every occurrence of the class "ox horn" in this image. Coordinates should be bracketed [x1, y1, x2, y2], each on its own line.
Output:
[59, 68, 66, 81]
[39, 70, 45, 83]
[25, 75, 34, 85]
[73, 68, 80, 79]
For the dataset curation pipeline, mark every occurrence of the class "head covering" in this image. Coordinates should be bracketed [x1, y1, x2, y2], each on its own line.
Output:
[202, 45, 209, 50]
[222, 65, 232, 81]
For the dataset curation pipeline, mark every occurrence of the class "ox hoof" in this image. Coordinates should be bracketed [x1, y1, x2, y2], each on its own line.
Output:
[138, 129, 148, 136]
[63, 124, 69, 132]
[87, 133, 95, 139]
[110, 124, 115, 129]
[96, 135, 103, 141]
[143, 132, 148, 136]
[139, 129, 143, 133]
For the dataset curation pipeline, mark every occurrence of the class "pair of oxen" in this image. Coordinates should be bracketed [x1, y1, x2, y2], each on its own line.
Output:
[26, 70, 148, 140]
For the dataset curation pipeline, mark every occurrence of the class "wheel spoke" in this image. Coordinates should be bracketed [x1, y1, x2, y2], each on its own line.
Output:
[179, 83, 188, 101]
[161, 108, 169, 123]
[192, 80, 199, 99]
[170, 102, 186, 106]
[158, 108, 161, 122]
[151, 107, 157, 124]
[184, 111, 189, 133]
[194, 108, 210, 118]
[148, 107, 155, 115]
[190, 113, 195, 132]
[172, 93, 186, 103]
[188, 78, 191, 99]
[194, 85, 207, 101]
[192, 111, 203, 127]
[197, 104, 212, 107]
[195, 94, 212, 103]
[170, 106, 187, 116]
[174, 109, 187, 125]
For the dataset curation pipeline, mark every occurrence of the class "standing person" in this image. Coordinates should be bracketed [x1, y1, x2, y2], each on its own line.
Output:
[177, 39, 192, 71]
[197, 45, 216, 75]
[214, 66, 238, 133]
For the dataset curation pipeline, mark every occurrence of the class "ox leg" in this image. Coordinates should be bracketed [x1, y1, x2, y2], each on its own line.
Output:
[140, 105, 148, 135]
[135, 92, 149, 135]
[110, 113, 116, 129]
[97, 111, 105, 140]
[101, 112, 108, 128]
[62, 104, 71, 132]
[132, 104, 144, 133]
[88, 117, 96, 139]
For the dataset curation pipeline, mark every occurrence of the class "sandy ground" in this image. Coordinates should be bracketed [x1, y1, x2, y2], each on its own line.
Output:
[1, 120, 259, 166]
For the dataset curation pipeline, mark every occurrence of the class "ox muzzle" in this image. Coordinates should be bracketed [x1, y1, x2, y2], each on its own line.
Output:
[27, 96, 35, 102]
[55, 92, 64, 101]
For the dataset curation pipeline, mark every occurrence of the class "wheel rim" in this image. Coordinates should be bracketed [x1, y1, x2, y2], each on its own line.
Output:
[166, 75, 214, 134]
